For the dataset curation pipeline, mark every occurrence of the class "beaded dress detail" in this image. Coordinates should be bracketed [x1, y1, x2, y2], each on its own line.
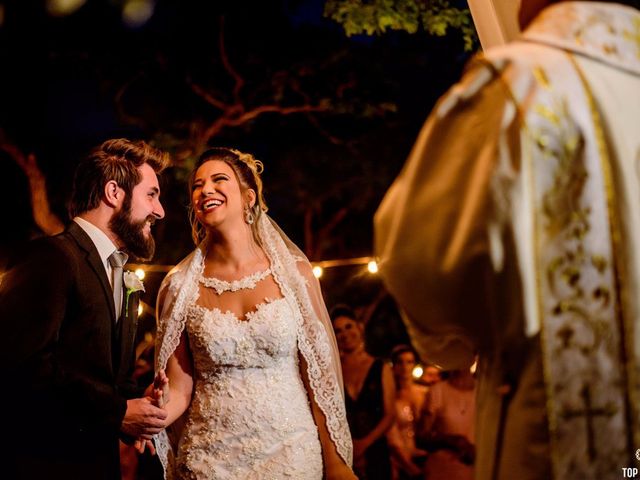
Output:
[198, 268, 272, 295]
[175, 270, 323, 479]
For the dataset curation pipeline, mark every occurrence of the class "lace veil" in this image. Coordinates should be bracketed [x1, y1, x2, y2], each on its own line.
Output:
[153, 213, 353, 476]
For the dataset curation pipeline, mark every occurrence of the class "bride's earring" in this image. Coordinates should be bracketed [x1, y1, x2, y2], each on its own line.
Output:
[244, 206, 255, 225]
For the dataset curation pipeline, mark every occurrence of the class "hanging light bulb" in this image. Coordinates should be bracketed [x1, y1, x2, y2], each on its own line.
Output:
[412, 365, 424, 379]
[470, 357, 478, 374]
[312, 266, 323, 279]
[122, 0, 155, 28]
[46, 0, 86, 17]
[367, 260, 378, 274]
[135, 268, 146, 280]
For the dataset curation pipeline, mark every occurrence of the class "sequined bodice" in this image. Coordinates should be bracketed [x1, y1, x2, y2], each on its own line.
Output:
[187, 298, 295, 371]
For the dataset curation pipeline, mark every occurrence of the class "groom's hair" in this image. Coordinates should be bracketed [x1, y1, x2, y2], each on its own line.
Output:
[69, 138, 169, 218]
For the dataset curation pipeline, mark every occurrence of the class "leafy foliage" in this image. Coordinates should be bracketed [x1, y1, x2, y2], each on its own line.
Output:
[324, 0, 477, 51]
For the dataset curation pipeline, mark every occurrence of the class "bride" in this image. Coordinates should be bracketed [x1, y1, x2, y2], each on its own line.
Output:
[151, 147, 354, 479]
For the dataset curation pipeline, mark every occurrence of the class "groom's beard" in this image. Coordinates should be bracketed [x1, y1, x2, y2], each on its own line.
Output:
[110, 201, 156, 261]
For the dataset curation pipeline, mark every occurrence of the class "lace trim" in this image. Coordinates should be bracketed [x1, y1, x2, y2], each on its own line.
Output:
[258, 216, 353, 466]
[154, 248, 204, 478]
[199, 268, 272, 295]
[157, 249, 204, 372]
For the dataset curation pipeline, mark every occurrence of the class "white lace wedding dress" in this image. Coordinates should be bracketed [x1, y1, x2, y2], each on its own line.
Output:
[155, 214, 353, 478]
[174, 293, 323, 479]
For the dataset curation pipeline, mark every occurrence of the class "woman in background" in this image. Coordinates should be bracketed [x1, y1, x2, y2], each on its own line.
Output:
[331, 304, 395, 479]
[419, 366, 476, 480]
[388, 345, 428, 479]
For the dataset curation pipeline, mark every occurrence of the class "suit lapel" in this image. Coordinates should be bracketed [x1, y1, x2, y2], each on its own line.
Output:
[67, 223, 140, 380]
[67, 222, 117, 323]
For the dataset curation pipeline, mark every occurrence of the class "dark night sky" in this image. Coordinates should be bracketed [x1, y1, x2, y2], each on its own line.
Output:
[0, 0, 474, 352]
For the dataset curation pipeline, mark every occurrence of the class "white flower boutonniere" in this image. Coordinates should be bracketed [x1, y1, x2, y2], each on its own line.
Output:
[123, 271, 145, 317]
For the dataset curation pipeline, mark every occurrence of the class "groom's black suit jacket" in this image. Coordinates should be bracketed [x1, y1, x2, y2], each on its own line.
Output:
[0, 222, 143, 479]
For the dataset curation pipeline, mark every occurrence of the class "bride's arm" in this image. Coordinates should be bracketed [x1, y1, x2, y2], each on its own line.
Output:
[151, 277, 194, 425]
[299, 354, 357, 480]
[135, 334, 193, 454]
[162, 332, 194, 426]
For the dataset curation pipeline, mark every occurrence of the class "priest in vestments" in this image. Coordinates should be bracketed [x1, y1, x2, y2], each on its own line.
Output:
[374, 1, 640, 479]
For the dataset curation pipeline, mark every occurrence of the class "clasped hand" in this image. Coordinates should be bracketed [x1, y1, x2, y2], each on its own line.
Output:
[132, 369, 170, 455]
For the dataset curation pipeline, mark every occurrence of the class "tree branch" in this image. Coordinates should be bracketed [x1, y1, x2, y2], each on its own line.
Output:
[304, 113, 344, 145]
[360, 288, 387, 326]
[229, 103, 329, 125]
[219, 16, 245, 103]
[312, 205, 349, 260]
[304, 207, 315, 259]
[199, 102, 330, 147]
[188, 78, 229, 111]
[114, 71, 150, 129]
[290, 74, 344, 145]
[0, 141, 64, 236]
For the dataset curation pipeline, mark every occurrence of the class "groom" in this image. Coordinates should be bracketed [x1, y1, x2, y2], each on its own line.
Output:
[0, 138, 170, 479]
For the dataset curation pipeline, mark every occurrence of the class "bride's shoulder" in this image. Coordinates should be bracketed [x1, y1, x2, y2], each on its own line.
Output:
[158, 248, 202, 297]
[295, 259, 313, 278]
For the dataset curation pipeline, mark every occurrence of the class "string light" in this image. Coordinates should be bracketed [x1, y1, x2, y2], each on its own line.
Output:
[121, 256, 379, 321]
[46, 0, 86, 16]
[412, 365, 424, 379]
[122, 0, 154, 27]
[470, 358, 478, 374]
[128, 255, 379, 278]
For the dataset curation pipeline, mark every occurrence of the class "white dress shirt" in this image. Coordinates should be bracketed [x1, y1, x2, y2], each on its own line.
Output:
[73, 217, 121, 288]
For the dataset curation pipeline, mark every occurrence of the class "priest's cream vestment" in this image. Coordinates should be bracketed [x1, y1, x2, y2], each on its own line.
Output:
[375, 3, 640, 479]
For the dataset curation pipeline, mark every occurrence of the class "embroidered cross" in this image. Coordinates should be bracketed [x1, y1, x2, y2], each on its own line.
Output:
[561, 385, 617, 462]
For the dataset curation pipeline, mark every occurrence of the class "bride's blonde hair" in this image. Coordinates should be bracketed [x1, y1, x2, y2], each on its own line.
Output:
[188, 147, 268, 245]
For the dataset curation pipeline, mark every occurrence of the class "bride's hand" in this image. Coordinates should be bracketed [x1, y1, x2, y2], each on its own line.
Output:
[152, 369, 170, 408]
[134, 438, 157, 456]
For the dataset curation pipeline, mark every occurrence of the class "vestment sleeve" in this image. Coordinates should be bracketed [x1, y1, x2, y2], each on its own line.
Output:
[375, 63, 517, 369]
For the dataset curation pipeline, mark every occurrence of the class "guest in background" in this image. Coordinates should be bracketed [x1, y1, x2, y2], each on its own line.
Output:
[388, 345, 428, 480]
[420, 365, 441, 387]
[331, 304, 396, 479]
[418, 366, 476, 480]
